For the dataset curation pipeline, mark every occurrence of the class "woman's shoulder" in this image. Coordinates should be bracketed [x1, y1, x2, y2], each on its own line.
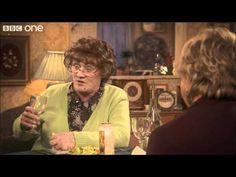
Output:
[45, 82, 71, 93]
[105, 83, 126, 94]
[104, 83, 128, 99]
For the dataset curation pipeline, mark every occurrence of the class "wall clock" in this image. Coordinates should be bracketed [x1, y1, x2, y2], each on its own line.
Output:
[111, 78, 147, 110]
[123, 81, 142, 102]
[157, 91, 175, 111]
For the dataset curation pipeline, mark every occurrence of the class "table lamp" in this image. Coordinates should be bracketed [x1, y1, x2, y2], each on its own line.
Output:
[24, 51, 70, 96]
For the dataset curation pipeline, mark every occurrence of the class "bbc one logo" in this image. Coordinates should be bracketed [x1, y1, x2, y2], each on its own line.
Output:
[2, 25, 44, 32]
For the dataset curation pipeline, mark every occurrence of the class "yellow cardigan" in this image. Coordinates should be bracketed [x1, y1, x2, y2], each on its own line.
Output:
[13, 83, 130, 154]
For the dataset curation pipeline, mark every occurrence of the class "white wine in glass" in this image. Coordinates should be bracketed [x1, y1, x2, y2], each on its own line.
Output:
[131, 117, 152, 150]
[27, 95, 47, 135]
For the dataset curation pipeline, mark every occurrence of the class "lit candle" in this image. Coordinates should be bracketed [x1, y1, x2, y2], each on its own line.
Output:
[99, 123, 114, 155]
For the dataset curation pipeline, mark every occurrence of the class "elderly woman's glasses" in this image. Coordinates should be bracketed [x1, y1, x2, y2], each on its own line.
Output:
[71, 63, 97, 74]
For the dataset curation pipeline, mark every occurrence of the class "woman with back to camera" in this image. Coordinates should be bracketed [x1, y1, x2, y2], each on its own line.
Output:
[147, 27, 236, 154]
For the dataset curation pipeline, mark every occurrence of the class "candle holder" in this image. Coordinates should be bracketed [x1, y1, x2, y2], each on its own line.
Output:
[99, 123, 114, 155]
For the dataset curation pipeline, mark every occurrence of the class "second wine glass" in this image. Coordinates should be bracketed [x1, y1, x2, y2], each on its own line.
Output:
[131, 117, 152, 150]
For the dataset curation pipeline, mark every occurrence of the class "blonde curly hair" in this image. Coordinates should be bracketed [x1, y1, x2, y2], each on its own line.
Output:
[174, 27, 236, 104]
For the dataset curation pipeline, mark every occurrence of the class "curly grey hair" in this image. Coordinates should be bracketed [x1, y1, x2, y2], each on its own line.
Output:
[174, 27, 236, 104]
[64, 37, 116, 82]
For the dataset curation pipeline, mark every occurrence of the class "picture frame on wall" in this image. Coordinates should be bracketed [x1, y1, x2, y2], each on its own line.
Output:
[0, 35, 30, 86]
[142, 22, 166, 33]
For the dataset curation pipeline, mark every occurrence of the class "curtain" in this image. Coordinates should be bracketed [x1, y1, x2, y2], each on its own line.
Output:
[97, 23, 130, 66]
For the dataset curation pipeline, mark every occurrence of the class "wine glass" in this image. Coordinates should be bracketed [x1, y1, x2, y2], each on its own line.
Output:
[131, 117, 152, 150]
[27, 95, 47, 135]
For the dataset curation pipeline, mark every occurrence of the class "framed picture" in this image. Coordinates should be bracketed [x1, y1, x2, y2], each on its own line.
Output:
[0, 35, 30, 86]
[142, 23, 166, 33]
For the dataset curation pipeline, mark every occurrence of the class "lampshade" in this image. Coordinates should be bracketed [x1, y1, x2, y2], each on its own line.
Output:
[33, 51, 69, 81]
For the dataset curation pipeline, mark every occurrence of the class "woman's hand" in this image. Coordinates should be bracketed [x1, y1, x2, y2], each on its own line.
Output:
[49, 132, 76, 151]
[20, 106, 41, 130]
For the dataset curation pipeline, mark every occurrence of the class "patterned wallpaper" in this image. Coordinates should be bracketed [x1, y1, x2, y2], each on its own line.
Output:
[70, 23, 97, 46]
[186, 22, 234, 39]
[0, 22, 97, 113]
[187, 22, 209, 39]
[30, 23, 70, 76]
[0, 23, 64, 112]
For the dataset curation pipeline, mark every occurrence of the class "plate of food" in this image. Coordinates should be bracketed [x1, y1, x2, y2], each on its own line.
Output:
[69, 146, 100, 155]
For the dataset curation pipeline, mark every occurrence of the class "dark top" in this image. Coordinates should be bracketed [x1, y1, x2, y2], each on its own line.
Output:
[67, 82, 104, 131]
[147, 98, 236, 154]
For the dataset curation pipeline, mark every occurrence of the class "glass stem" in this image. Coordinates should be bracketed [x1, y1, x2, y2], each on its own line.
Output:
[138, 138, 147, 150]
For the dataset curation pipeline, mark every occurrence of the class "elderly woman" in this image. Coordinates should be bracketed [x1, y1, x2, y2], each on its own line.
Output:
[147, 27, 236, 154]
[13, 37, 130, 154]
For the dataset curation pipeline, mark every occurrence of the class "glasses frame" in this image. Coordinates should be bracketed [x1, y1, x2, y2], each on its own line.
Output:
[70, 63, 98, 74]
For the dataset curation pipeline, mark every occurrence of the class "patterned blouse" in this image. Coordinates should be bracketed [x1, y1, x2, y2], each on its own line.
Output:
[67, 82, 104, 131]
